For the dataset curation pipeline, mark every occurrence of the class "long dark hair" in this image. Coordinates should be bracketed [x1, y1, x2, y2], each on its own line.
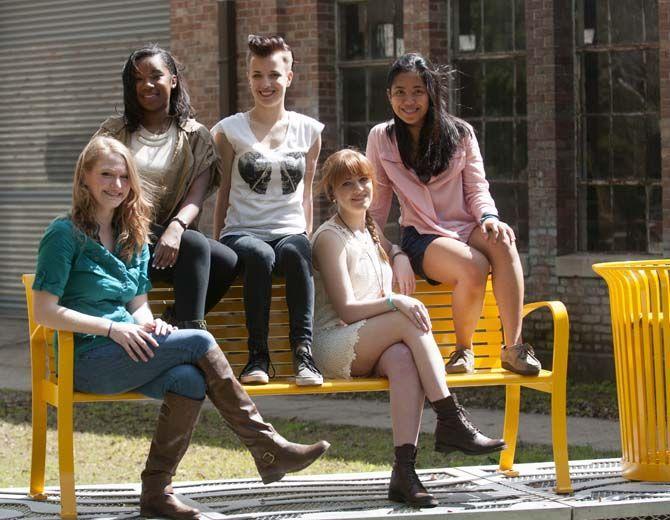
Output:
[386, 53, 470, 184]
[121, 44, 194, 132]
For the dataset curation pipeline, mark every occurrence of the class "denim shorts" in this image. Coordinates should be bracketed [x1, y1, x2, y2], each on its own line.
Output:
[400, 226, 441, 286]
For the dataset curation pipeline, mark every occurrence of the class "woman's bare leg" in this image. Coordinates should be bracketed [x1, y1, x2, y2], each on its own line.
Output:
[468, 228, 524, 345]
[350, 312, 449, 402]
[374, 343, 425, 446]
[421, 237, 490, 348]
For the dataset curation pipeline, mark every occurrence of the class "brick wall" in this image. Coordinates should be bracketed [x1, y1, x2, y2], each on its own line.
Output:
[660, 0, 670, 253]
[169, 0, 669, 381]
[170, 0, 220, 128]
[404, 0, 447, 63]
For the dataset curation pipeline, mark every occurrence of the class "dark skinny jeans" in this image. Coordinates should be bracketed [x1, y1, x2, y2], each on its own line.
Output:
[221, 233, 313, 352]
[150, 223, 238, 322]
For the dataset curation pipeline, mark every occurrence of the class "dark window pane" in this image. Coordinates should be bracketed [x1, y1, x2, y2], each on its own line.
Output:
[458, 0, 481, 52]
[470, 121, 483, 140]
[514, 121, 527, 177]
[646, 49, 660, 111]
[611, 51, 645, 112]
[342, 68, 366, 122]
[584, 52, 610, 114]
[514, 0, 525, 49]
[646, 114, 661, 179]
[484, 121, 514, 179]
[611, 115, 648, 180]
[583, 0, 608, 45]
[489, 182, 528, 250]
[369, 0, 401, 59]
[649, 185, 662, 252]
[340, 3, 367, 60]
[344, 125, 369, 150]
[485, 60, 514, 116]
[611, 115, 660, 180]
[456, 60, 483, 117]
[585, 116, 610, 180]
[483, 0, 513, 51]
[515, 58, 526, 116]
[587, 185, 614, 250]
[611, 0, 644, 44]
[645, 0, 659, 41]
[370, 67, 392, 121]
[613, 185, 647, 251]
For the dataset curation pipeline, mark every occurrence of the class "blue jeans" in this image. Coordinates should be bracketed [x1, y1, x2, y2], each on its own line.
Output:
[74, 329, 217, 400]
[221, 233, 313, 350]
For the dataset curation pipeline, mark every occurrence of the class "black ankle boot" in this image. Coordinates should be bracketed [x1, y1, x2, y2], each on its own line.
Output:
[176, 319, 208, 330]
[388, 444, 438, 508]
[431, 394, 506, 455]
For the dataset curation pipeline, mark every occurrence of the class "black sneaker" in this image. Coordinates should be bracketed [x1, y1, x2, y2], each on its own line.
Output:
[240, 348, 271, 385]
[293, 344, 323, 386]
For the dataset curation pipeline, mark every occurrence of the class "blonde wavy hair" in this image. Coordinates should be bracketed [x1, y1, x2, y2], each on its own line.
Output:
[318, 149, 388, 262]
[71, 136, 151, 263]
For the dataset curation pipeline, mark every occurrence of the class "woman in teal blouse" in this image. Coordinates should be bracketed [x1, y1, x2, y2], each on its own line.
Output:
[32, 136, 328, 520]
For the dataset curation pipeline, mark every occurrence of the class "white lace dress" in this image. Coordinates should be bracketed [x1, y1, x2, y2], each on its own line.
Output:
[311, 217, 393, 378]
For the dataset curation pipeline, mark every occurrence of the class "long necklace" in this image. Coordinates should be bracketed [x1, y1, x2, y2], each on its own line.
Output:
[336, 213, 387, 297]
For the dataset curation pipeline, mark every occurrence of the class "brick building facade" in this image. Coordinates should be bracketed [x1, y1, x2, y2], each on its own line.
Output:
[169, 0, 667, 381]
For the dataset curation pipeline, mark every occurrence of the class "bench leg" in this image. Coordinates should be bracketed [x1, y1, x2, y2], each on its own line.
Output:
[499, 385, 520, 475]
[551, 386, 573, 494]
[29, 393, 48, 500]
[58, 399, 77, 519]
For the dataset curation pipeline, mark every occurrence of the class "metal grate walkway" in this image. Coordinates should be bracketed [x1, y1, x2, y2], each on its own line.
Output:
[1, 459, 669, 519]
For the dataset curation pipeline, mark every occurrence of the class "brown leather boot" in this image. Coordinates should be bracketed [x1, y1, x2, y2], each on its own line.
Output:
[140, 392, 202, 520]
[431, 394, 506, 455]
[196, 348, 330, 484]
[388, 444, 438, 508]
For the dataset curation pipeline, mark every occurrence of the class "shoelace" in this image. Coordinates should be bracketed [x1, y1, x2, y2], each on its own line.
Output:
[447, 349, 469, 364]
[242, 352, 276, 378]
[515, 343, 536, 360]
[297, 350, 322, 375]
[456, 404, 483, 436]
[398, 459, 425, 490]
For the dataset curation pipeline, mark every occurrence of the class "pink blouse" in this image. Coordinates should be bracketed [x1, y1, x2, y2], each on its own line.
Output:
[366, 122, 498, 243]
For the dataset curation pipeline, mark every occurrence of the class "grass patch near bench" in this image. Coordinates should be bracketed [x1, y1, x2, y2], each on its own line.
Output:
[0, 389, 619, 488]
[325, 380, 619, 420]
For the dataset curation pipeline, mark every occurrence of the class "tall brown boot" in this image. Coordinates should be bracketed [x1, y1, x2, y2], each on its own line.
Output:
[196, 348, 330, 484]
[388, 444, 438, 508]
[140, 392, 203, 520]
[431, 394, 506, 455]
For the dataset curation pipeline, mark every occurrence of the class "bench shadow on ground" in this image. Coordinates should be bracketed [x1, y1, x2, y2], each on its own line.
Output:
[0, 388, 515, 469]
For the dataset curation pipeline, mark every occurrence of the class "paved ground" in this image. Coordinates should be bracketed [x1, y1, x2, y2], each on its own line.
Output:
[0, 315, 621, 452]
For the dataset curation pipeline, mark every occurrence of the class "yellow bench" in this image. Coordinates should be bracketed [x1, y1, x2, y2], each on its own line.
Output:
[22, 273, 572, 519]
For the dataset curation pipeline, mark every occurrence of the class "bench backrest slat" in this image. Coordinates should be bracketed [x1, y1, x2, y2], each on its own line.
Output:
[150, 279, 503, 377]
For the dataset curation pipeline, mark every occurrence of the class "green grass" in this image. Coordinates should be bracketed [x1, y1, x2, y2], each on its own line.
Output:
[326, 380, 620, 420]
[0, 389, 620, 488]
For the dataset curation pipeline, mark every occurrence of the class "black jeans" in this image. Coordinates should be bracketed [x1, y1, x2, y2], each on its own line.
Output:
[221, 233, 313, 350]
[150, 223, 238, 321]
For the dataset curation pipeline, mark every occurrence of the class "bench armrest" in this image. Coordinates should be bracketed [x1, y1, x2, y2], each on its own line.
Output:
[522, 301, 569, 381]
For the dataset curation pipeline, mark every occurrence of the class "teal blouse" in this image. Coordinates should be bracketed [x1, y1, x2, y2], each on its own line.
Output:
[33, 217, 152, 358]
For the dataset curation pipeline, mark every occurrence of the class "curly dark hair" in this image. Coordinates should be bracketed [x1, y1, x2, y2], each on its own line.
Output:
[246, 34, 294, 70]
[386, 53, 470, 184]
[121, 44, 194, 132]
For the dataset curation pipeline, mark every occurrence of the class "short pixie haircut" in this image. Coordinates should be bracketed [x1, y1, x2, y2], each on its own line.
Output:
[247, 34, 294, 70]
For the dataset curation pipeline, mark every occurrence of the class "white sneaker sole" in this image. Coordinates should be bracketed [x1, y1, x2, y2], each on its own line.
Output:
[240, 372, 269, 384]
[295, 375, 324, 386]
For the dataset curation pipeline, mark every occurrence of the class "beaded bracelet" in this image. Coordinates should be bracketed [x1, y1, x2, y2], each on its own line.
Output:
[386, 294, 399, 311]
